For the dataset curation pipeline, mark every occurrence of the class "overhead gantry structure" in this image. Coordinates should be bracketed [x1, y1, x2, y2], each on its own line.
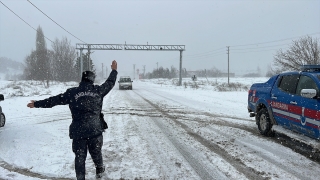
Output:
[76, 43, 186, 86]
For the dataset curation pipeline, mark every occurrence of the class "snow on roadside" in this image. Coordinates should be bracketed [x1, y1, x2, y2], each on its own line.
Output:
[1, 77, 319, 179]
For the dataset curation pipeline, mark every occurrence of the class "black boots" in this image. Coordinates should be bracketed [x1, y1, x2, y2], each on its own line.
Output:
[96, 166, 105, 179]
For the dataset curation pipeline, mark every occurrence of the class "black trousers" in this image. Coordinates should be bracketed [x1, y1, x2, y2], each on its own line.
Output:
[72, 134, 104, 180]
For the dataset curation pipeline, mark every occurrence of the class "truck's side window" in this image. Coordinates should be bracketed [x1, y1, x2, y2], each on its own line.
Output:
[296, 75, 319, 95]
[278, 74, 299, 94]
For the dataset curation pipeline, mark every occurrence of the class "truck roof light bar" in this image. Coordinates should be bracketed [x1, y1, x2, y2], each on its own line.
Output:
[300, 65, 320, 72]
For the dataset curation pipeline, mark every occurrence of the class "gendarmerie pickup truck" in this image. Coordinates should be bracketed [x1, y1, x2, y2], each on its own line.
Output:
[248, 65, 320, 139]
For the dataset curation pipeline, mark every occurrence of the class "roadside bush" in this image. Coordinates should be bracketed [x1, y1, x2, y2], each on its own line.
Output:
[172, 79, 179, 86]
[183, 82, 187, 88]
[190, 82, 199, 89]
[10, 90, 24, 97]
[216, 82, 250, 92]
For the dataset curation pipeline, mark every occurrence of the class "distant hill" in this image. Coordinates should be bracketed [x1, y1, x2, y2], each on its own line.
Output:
[0, 57, 25, 80]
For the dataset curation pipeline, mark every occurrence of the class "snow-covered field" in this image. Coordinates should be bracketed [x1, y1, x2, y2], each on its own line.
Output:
[0, 77, 319, 180]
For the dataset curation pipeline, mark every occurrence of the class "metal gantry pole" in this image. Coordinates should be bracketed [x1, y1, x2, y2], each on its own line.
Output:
[179, 50, 183, 86]
[227, 46, 230, 85]
[156, 62, 158, 79]
[80, 48, 83, 76]
[88, 45, 91, 71]
[143, 65, 146, 77]
[133, 64, 135, 79]
[102, 63, 104, 79]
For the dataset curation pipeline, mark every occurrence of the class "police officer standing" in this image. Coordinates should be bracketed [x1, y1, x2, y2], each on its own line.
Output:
[27, 60, 118, 179]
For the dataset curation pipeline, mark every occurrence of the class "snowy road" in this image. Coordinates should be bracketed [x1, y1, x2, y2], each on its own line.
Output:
[0, 79, 320, 179]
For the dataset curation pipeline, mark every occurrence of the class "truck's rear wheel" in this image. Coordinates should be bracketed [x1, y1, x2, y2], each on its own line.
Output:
[257, 108, 274, 136]
[0, 113, 5, 127]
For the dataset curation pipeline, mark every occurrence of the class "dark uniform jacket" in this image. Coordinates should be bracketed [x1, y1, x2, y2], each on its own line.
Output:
[34, 70, 118, 139]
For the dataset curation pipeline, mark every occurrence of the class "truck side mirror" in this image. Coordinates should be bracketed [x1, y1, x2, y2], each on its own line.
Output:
[0, 94, 4, 101]
[301, 89, 317, 99]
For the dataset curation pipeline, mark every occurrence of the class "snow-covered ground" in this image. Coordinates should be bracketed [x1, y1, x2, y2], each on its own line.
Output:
[0, 77, 319, 180]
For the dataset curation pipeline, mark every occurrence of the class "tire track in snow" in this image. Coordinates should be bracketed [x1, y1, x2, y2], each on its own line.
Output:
[13, 112, 71, 120]
[127, 114, 201, 179]
[108, 90, 226, 179]
[133, 91, 264, 180]
[141, 88, 252, 122]
[139, 88, 320, 163]
[150, 116, 226, 180]
[205, 125, 315, 180]
[104, 90, 201, 179]
[0, 159, 72, 180]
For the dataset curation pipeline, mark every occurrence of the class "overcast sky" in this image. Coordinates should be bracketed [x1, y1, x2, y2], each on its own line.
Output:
[0, 0, 319, 77]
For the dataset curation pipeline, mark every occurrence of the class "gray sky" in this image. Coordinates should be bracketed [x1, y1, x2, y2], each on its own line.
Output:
[0, 0, 320, 77]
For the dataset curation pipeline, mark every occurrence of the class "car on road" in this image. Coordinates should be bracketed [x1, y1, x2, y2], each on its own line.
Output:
[248, 65, 320, 139]
[118, 76, 133, 90]
[0, 94, 5, 127]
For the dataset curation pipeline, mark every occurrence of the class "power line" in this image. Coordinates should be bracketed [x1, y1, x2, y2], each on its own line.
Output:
[230, 32, 320, 47]
[184, 47, 225, 57]
[160, 47, 226, 63]
[183, 52, 225, 59]
[232, 48, 279, 54]
[162, 50, 226, 63]
[184, 52, 226, 61]
[0, 0, 54, 43]
[185, 50, 226, 58]
[122, 31, 318, 65]
[27, 0, 87, 44]
[182, 32, 320, 58]
[169, 33, 320, 61]
[232, 43, 291, 51]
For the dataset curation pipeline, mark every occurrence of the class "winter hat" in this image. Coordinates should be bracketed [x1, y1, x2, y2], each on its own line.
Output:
[81, 71, 96, 83]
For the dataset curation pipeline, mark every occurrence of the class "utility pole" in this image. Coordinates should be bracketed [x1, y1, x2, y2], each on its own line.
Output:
[156, 62, 158, 78]
[143, 65, 146, 78]
[102, 63, 104, 79]
[137, 69, 140, 79]
[227, 46, 230, 85]
[179, 50, 183, 86]
[133, 64, 136, 79]
[106, 66, 108, 78]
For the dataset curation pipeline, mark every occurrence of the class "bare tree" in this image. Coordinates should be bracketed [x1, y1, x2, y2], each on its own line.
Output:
[47, 49, 54, 80]
[170, 66, 177, 78]
[51, 37, 77, 82]
[265, 64, 274, 77]
[273, 36, 320, 72]
[24, 50, 37, 80]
